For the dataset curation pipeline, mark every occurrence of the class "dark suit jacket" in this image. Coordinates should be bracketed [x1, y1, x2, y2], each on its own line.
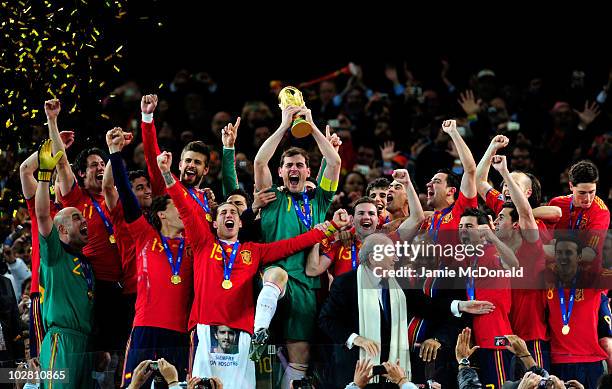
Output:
[319, 269, 458, 388]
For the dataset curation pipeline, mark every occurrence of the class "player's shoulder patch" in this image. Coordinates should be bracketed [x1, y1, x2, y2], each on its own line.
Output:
[594, 196, 609, 212]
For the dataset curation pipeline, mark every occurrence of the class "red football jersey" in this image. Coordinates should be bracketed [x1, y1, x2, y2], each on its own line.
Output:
[546, 284, 607, 363]
[548, 195, 609, 261]
[466, 245, 513, 349]
[421, 192, 478, 245]
[167, 184, 326, 334]
[128, 215, 194, 332]
[58, 183, 122, 282]
[486, 188, 552, 243]
[109, 204, 137, 295]
[510, 239, 548, 341]
[323, 239, 362, 277]
[26, 198, 61, 294]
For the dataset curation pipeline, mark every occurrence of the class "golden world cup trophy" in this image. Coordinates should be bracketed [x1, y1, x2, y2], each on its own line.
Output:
[278, 86, 312, 138]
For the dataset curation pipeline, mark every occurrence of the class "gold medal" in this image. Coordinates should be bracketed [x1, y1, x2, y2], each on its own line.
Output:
[222, 279, 233, 289]
[171, 275, 182, 284]
[206, 213, 212, 222]
[87, 291, 94, 300]
[562, 324, 570, 335]
[109, 234, 116, 244]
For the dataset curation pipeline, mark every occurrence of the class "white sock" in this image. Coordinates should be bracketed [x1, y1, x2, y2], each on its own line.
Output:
[254, 281, 282, 331]
[281, 363, 308, 389]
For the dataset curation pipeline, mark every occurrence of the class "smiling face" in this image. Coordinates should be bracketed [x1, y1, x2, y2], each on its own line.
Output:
[213, 203, 242, 240]
[426, 172, 455, 209]
[570, 182, 597, 209]
[278, 154, 310, 193]
[353, 202, 379, 239]
[81, 154, 106, 192]
[179, 151, 209, 187]
[131, 177, 152, 209]
[386, 180, 407, 213]
[555, 240, 581, 280]
[368, 187, 388, 214]
[55, 207, 89, 248]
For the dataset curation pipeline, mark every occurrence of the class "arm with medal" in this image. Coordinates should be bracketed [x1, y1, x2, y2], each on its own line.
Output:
[257, 208, 350, 265]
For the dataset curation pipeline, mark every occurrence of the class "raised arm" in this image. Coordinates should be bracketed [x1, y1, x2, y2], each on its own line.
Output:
[35, 140, 63, 237]
[393, 169, 425, 241]
[442, 120, 477, 198]
[254, 106, 301, 190]
[492, 155, 538, 242]
[44, 100, 75, 197]
[302, 108, 341, 185]
[221, 117, 240, 197]
[107, 128, 142, 223]
[140, 94, 168, 196]
[475, 135, 509, 200]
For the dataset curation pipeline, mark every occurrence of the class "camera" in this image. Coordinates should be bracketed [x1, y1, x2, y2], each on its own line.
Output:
[194, 378, 213, 389]
[371, 365, 387, 376]
[494, 336, 509, 347]
[292, 377, 313, 389]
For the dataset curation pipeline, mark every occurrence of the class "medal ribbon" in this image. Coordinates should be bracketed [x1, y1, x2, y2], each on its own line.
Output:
[218, 240, 240, 284]
[558, 276, 577, 330]
[428, 205, 453, 243]
[187, 188, 211, 219]
[292, 191, 312, 229]
[466, 256, 478, 301]
[568, 197, 584, 231]
[160, 235, 185, 277]
[88, 195, 114, 237]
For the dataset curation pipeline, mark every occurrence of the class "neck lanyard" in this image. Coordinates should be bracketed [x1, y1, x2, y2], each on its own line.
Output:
[218, 239, 240, 290]
[88, 195, 115, 244]
[568, 197, 584, 230]
[160, 235, 185, 285]
[558, 275, 577, 335]
[428, 204, 453, 243]
[351, 239, 359, 270]
[187, 188, 212, 222]
[466, 256, 478, 301]
[292, 191, 312, 230]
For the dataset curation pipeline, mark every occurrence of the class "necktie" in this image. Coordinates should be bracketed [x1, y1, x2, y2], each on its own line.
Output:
[381, 278, 391, 323]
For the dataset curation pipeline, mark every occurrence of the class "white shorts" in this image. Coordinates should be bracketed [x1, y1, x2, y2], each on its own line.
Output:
[191, 324, 255, 389]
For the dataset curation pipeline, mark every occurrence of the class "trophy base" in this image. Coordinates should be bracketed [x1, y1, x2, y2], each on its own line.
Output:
[290, 119, 312, 138]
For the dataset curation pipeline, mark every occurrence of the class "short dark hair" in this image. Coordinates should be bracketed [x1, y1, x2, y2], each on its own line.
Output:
[128, 170, 149, 184]
[279, 147, 310, 168]
[554, 232, 583, 254]
[181, 141, 211, 167]
[212, 202, 241, 219]
[436, 168, 461, 200]
[569, 160, 599, 185]
[461, 207, 489, 225]
[150, 195, 171, 231]
[73, 148, 108, 186]
[226, 188, 252, 208]
[501, 202, 519, 223]
[351, 197, 378, 215]
[366, 178, 390, 197]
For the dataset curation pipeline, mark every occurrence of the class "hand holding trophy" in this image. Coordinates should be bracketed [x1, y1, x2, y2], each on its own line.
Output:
[278, 86, 312, 138]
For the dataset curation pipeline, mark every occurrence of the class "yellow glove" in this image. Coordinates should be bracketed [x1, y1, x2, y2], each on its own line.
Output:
[37, 139, 64, 182]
